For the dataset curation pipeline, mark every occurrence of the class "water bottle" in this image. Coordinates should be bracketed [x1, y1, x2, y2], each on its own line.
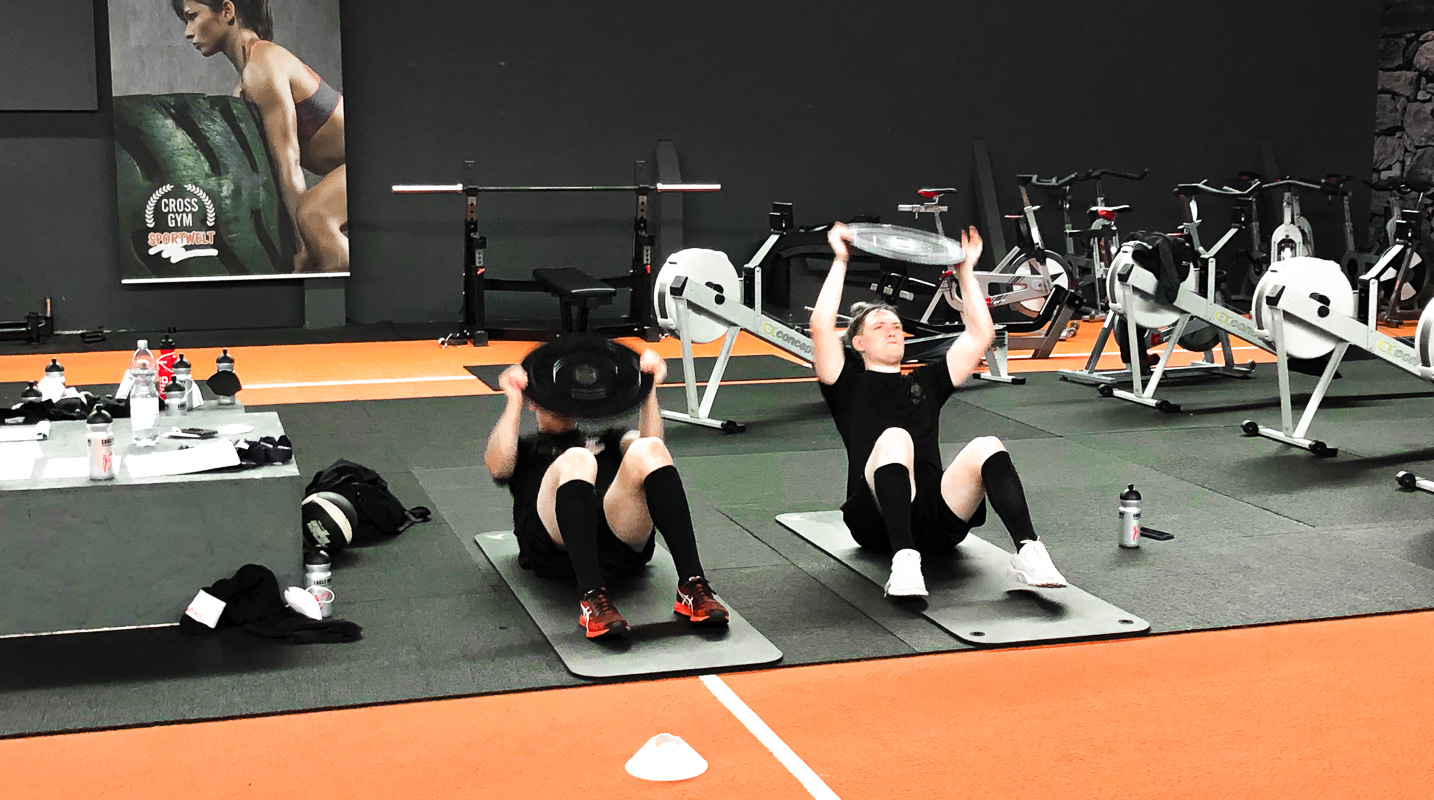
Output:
[87, 407, 116, 481]
[38, 358, 66, 401]
[164, 372, 187, 417]
[1118, 484, 1142, 548]
[129, 339, 160, 447]
[304, 549, 334, 619]
[173, 353, 192, 389]
[157, 332, 177, 390]
[19, 381, 42, 403]
[215, 349, 236, 406]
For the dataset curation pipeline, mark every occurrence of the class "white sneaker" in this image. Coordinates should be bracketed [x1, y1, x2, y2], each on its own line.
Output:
[884, 548, 928, 597]
[1007, 540, 1068, 588]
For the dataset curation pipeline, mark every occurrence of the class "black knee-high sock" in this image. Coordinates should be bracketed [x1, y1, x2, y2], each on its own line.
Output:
[979, 451, 1037, 549]
[555, 479, 604, 594]
[642, 465, 705, 580]
[872, 463, 915, 552]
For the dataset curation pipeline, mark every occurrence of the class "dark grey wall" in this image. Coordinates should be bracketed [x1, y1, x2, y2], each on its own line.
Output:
[0, 0, 98, 111]
[0, 1, 1383, 332]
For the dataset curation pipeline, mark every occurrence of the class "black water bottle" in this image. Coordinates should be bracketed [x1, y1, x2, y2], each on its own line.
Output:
[215, 349, 237, 406]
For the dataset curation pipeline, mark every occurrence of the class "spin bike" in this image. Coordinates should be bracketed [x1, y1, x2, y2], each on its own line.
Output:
[1265, 177, 1325, 263]
[1028, 168, 1147, 313]
[1058, 180, 1266, 409]
[1361, 178, 1433, 324]
[869, 185, 1080, 383]
[1221, 171, 1270, 308]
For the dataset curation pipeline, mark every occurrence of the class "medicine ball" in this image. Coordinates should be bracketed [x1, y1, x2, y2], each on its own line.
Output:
[302, 491, 357, 551]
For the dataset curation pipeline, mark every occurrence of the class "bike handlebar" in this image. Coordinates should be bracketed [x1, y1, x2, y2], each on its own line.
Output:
[1017, 172, 1080, 189]
[1320, 173, 1353, 194]
[1365, 177, 1434, 195]
[1082, 168, 1149, 182]
[1172, 180, 1262, 198]
[1260, 177, 1325, 193]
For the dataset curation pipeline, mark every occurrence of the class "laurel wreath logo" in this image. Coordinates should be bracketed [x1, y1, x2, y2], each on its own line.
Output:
[185, 183, 217, 226]
[144, 184, 174, 229]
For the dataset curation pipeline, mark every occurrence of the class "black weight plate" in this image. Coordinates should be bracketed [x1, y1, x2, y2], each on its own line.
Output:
[520, 334, 653, 419]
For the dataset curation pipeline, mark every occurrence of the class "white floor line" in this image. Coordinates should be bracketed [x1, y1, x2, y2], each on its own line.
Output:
[245, 375, 479, 389]
[1007, 344, 1265, 361]
[699, 674, 841, 800]
[0, 622, 176, 639]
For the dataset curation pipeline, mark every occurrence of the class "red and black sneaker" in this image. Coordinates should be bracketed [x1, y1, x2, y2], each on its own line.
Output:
[674, 576, 729, 627]
[579, 588, 629, 640]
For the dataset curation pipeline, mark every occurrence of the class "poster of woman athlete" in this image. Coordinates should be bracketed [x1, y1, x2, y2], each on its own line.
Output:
[109, 0, 346, 283]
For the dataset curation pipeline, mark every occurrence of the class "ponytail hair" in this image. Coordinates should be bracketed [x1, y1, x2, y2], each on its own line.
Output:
[171, 0, 274, 40]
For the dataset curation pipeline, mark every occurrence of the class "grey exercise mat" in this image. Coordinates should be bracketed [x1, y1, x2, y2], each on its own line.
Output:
[776, 511, 1149, 646]
[466, 355, 811, 391]
[474, 531, 782, 679]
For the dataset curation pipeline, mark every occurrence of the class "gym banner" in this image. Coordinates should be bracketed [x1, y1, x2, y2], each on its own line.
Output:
[109, 0, 347, 283]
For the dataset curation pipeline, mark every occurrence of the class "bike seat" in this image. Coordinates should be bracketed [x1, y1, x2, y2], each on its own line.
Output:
[1087, 204, 1131, 220]
[918, 187, 958, 199]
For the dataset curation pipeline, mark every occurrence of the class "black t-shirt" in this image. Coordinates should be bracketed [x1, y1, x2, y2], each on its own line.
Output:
[818, 350, 956, 498]
[495, 427, 628, 529]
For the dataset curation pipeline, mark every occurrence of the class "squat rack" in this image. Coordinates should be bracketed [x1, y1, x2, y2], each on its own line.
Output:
[392, 142, 719, 346]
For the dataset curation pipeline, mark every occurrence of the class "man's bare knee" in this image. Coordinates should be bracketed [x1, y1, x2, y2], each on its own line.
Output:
[553, 447, 598, 483]
[873, 427, 915, 458]
[966, 435, 1006, 460]
[623, 436, 673, 474]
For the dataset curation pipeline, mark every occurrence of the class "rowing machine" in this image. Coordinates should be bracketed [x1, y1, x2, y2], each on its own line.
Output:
[1059, 180, 1264, 403]
[1241, 255, 1434, 456]
[653, 248, 814, 432]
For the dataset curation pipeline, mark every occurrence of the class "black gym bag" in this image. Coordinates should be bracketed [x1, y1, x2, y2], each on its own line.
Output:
[304, 459, 432, 543]
[1124, 231, 1195, 305]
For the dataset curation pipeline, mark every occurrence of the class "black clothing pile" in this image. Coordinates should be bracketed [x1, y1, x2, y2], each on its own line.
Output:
[179, 564, 361, 644]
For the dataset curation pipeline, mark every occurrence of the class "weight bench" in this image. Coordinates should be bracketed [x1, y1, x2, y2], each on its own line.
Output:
[533, 268, 615, 333]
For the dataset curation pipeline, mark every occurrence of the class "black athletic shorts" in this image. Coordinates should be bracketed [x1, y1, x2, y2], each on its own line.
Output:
[514, 511, 656, 581]
[841, 475, 987, 554]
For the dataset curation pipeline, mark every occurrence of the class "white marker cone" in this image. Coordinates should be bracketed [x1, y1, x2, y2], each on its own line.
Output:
[624, 733, 709, 781]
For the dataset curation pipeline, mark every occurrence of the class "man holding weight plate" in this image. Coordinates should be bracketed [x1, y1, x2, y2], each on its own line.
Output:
[811, 222, 1068, 597]
[485, 345, 728, 641]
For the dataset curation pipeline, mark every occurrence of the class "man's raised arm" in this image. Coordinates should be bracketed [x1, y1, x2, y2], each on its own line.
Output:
[944, 227, 996, 387]
[484, 366, 526, 481]
[811, 223, 853, 385]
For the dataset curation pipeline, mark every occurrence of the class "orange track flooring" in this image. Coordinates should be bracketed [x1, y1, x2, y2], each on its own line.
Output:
[3, 611, 1430, 799]
[1, 315, 1417, 407]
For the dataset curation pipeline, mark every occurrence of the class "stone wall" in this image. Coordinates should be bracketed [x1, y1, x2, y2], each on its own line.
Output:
[1374, 0, 1434, 231]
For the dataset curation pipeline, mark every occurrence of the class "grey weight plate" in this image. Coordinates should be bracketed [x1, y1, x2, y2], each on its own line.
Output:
[846, 223, 965, 266]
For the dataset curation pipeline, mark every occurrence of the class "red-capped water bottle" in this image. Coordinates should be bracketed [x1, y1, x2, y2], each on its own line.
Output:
[157, 332, 177, 390]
